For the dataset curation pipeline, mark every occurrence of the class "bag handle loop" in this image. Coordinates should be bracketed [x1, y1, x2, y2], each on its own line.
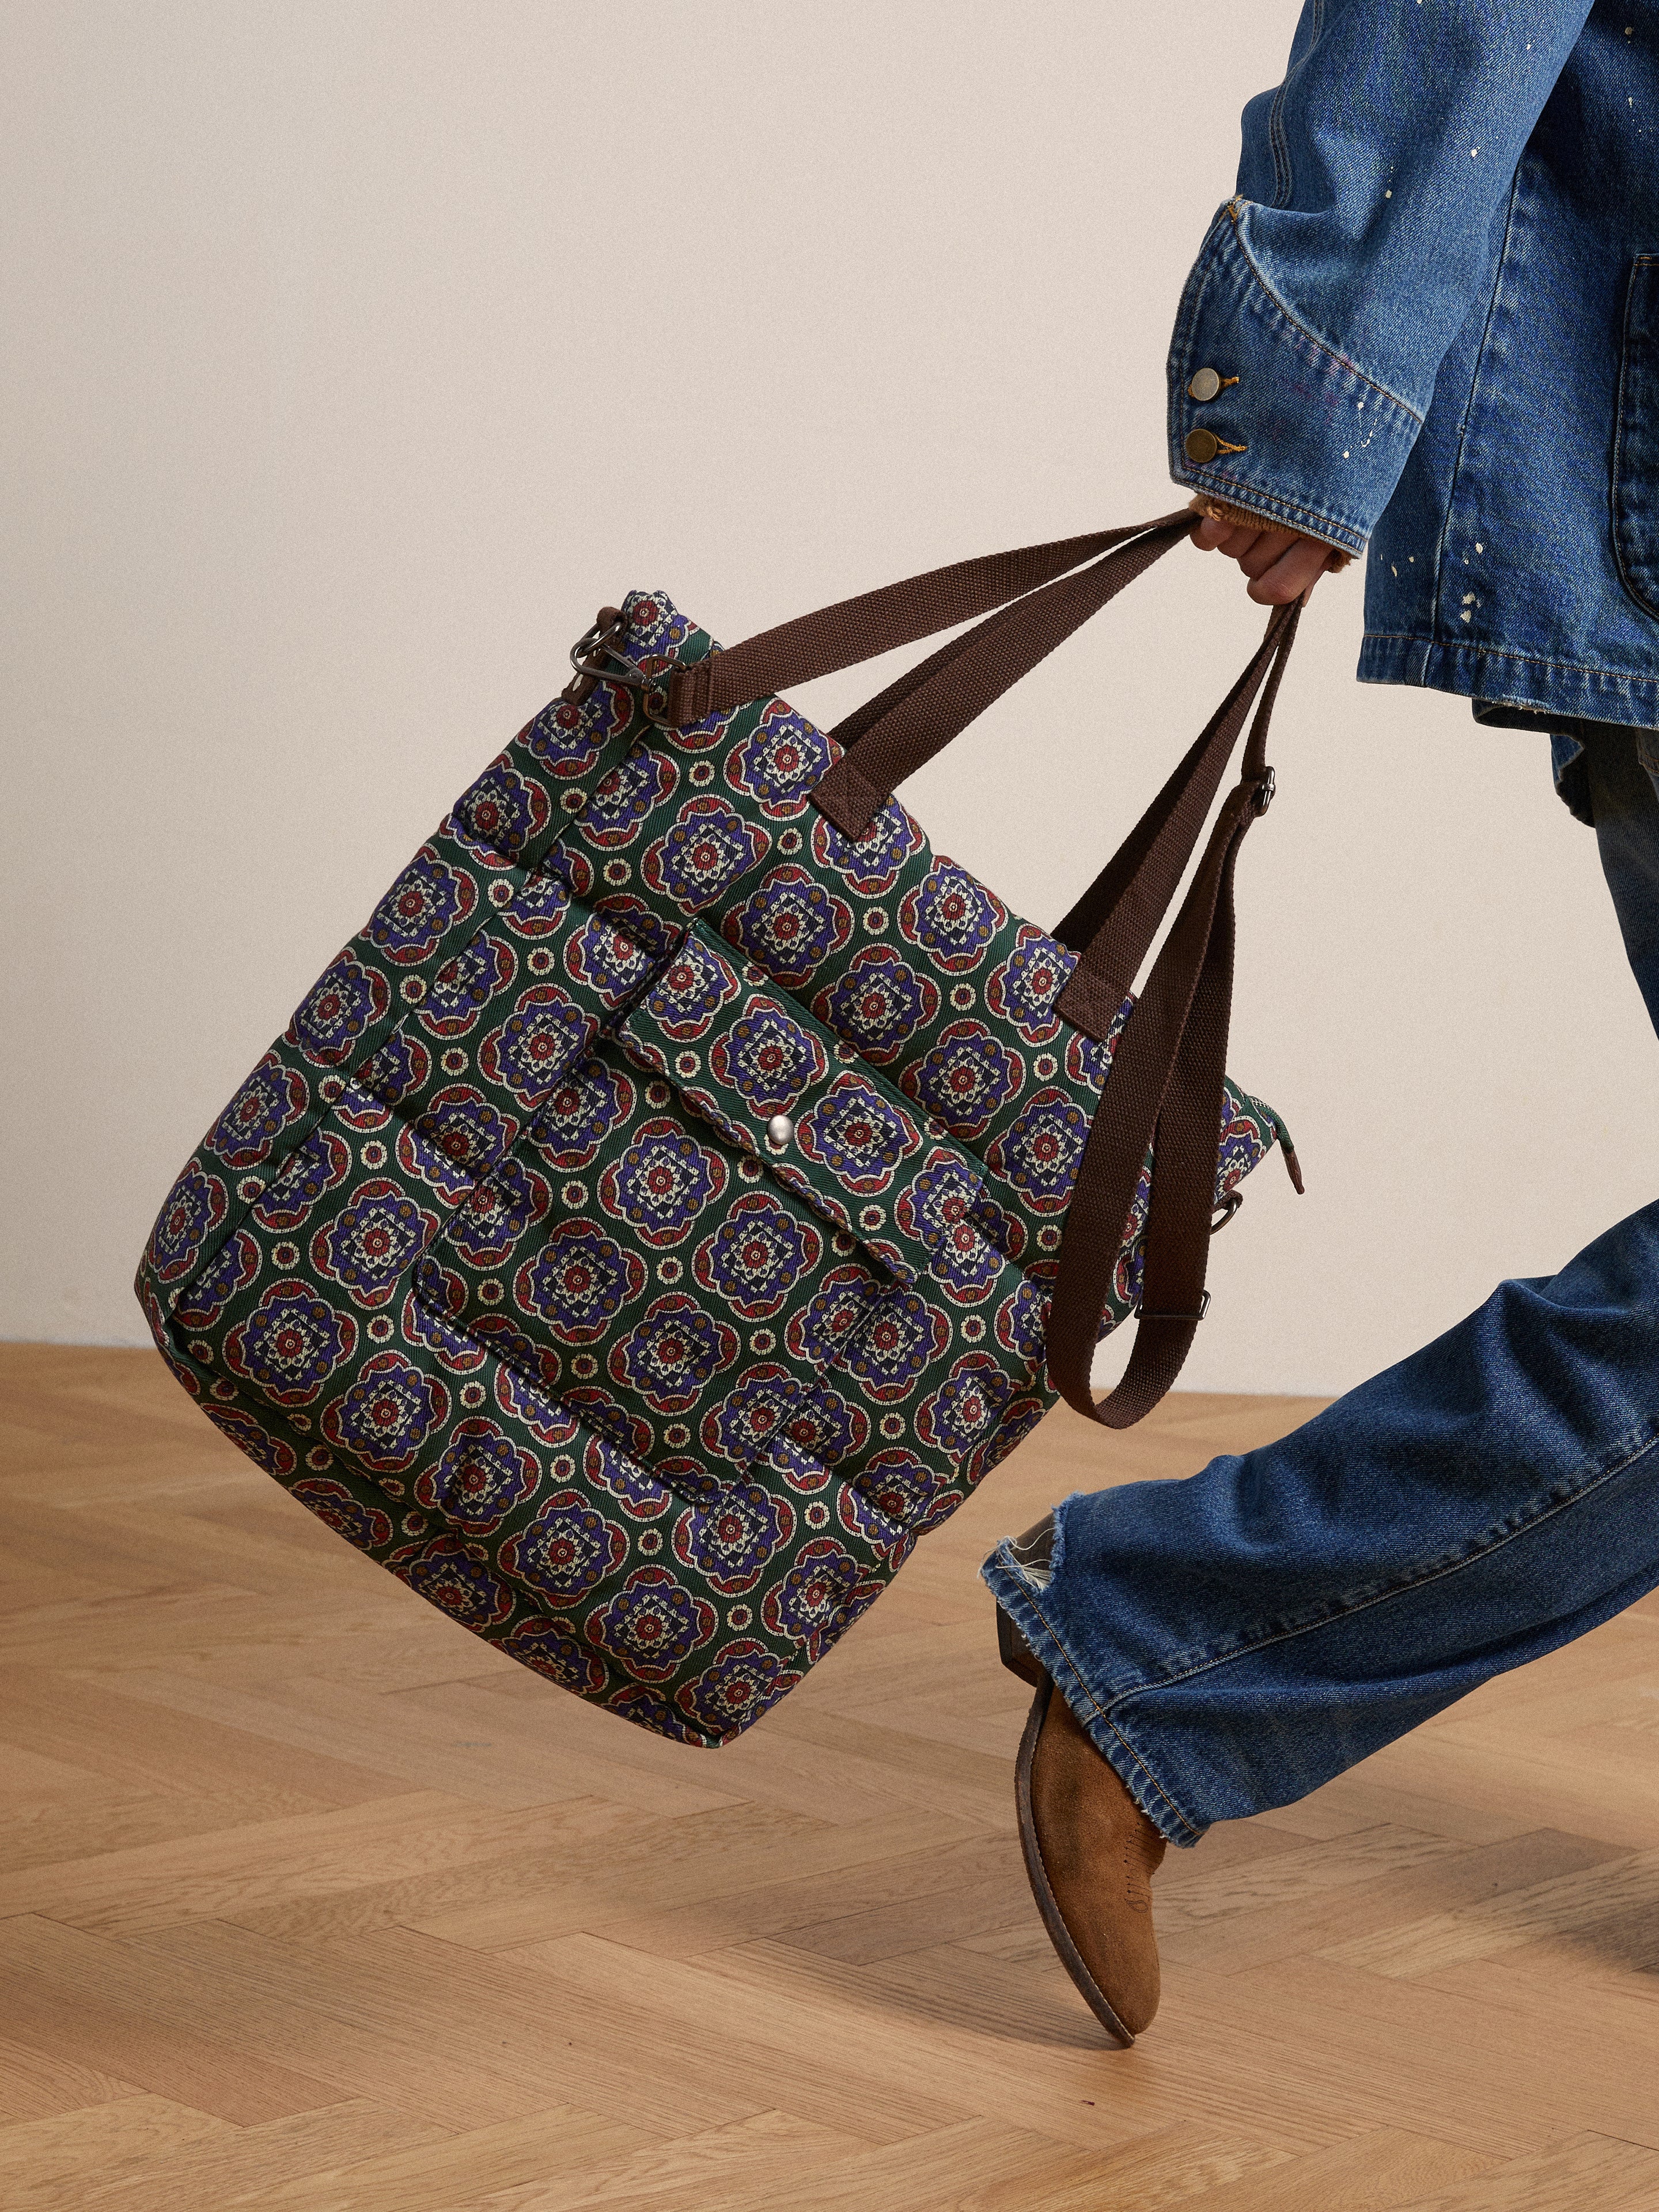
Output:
[808, 516, 1197, 837]
[659, 514, 1196, 735]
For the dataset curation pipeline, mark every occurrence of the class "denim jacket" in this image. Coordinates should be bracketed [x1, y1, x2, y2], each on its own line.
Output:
[1168, 0, 1659, 740]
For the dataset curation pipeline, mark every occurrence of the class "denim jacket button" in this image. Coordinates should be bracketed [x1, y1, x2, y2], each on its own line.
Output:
[1188, 367, 1224, 402]
[1184, 427, 1221, 464]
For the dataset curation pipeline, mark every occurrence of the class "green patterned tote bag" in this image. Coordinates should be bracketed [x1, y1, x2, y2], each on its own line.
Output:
[136, 513, 1304, 1745]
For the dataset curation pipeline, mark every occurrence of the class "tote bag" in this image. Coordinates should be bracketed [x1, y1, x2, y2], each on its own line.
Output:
[137, 513, 1303, 1745]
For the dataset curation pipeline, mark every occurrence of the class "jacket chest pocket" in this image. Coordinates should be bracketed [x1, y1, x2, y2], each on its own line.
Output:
[1614, 256, 1659, 620]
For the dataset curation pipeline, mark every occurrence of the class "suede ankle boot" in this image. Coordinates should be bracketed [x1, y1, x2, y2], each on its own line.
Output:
[997, 1517, 1167, 2044]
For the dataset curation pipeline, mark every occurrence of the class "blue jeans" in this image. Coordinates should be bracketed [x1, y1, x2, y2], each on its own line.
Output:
[983, 728, 1659, 1846]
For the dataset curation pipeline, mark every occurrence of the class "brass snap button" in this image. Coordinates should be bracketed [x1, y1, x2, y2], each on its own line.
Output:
[1188, 367, 1224, 402]
[1184, 427, 1221, 464]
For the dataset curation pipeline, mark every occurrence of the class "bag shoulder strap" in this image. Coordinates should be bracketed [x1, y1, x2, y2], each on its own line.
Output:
[1047, 604, 1300, 1426]
[631, 521, 1303, 1428]
[1055, 604, 1296, 1037]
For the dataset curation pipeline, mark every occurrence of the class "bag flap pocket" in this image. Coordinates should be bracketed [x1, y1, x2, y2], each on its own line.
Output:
[618, 922, 1025, 1313]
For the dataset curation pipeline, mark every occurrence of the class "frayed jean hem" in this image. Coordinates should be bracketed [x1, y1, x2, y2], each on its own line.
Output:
[982, 1537, 1209, 1850]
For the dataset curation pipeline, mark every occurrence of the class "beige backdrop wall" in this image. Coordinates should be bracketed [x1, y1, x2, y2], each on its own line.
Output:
[5, 1, 1654, 1397]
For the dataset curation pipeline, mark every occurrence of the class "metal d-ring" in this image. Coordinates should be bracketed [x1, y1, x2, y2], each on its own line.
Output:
[1210, 1188, 1244, 1234]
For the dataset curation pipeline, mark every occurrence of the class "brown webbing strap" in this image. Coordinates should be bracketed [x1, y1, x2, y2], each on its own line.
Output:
[1051, 608, 1297, 1033]
[1090, 835, 1248, 1426]
[661, 513, 1196, 732]
[1043, 790, 1249, 1423]
[1044, 601, 1300, 1425]
[810, 518, 1196, 836]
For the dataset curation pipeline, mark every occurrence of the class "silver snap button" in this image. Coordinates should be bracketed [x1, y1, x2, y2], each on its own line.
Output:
[766, 1114, 793, 1147]
[1188, 366, 1224, 402]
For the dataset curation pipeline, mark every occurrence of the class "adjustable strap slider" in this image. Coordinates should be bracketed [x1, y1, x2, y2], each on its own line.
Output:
[1253, 764, 1277, 816]
[1137, 1290, 1211, 1324]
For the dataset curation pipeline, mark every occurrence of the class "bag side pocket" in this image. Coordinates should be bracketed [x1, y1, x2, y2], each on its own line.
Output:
[1613, 255, 1659, 620]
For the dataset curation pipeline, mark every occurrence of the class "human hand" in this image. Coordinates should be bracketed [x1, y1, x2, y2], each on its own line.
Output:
[1188, 498, 1351, 605]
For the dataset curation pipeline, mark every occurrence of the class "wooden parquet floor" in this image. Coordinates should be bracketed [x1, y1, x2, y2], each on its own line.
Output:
[2, 1347, 1658, 2209]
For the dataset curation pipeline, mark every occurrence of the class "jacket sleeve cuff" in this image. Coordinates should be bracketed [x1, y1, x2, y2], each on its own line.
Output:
[1168, 200, 1426, 556]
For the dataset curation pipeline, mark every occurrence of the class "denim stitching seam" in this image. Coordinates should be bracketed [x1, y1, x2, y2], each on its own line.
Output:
[1092, 1418, 1659, 1724]
[998, 1416, 1659, 1844]
[1362, 631, 1659, 690]
[1266, 81, 1292, 210]
[1226, 207, 1424, 424]
[1173, 472, 1366, 552]
[1611, 257, 1659, 622]
[1429, 161, 1528, 654]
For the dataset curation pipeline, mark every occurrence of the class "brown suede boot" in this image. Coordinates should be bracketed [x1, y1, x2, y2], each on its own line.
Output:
[997, 1533, 1167, 2045]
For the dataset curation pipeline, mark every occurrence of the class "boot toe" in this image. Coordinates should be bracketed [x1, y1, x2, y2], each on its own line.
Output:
[1013, 1674, 1166, 2043]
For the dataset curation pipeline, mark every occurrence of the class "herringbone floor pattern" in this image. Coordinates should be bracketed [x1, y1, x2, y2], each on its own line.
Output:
[2, 1345, 1657, 2209]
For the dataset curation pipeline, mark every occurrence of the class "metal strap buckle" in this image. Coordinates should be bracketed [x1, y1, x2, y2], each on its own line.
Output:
[1253, 764, 1277, 816]
[1137, 1290, 1212, 1324]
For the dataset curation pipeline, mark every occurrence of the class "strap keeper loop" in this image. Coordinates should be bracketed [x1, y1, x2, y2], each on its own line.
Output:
[664, 655, 717, 729]
[1137, 1290, 1212, 1324]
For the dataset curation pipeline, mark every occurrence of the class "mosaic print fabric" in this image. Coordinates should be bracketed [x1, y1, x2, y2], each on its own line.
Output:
[136, 594, 1296, 1745]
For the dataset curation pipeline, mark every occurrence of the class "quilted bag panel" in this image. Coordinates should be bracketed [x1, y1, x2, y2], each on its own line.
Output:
[137, 586, 1295, 1744]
